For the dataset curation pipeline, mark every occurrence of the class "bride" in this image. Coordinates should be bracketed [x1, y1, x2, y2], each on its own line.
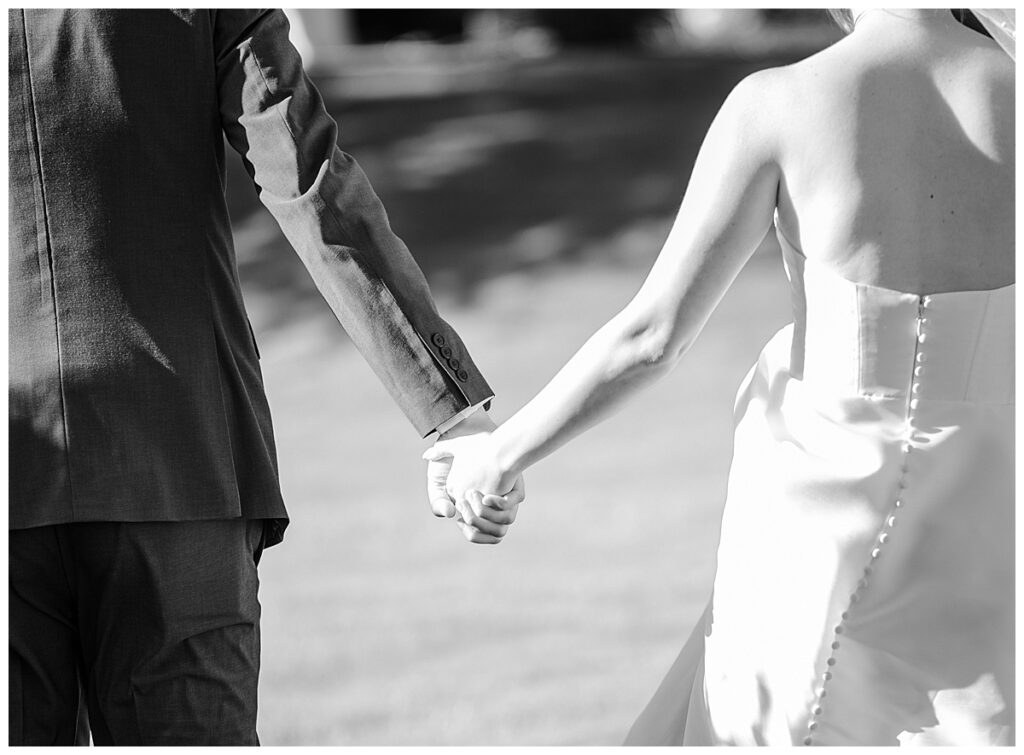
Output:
[425, 9, 1014, 745]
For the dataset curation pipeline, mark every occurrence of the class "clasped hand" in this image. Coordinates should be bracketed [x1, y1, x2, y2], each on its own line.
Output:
[424, 414, 524, 544]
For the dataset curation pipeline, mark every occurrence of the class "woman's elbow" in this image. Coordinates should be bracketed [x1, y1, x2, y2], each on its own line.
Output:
[619, 317, 691, 374]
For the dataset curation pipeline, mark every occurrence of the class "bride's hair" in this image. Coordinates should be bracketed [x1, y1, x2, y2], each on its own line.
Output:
[827, 9, 987, 35]
[826, 9, 856, 34]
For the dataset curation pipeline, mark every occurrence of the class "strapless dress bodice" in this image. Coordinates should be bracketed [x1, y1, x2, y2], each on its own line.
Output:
[781, 231, 1014, 406]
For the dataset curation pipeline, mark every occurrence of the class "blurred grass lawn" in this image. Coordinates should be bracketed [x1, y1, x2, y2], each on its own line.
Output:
[233, 49, 807, 745]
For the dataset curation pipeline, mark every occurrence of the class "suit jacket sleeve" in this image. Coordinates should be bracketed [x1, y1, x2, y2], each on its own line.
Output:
[212, 9, 492, 437]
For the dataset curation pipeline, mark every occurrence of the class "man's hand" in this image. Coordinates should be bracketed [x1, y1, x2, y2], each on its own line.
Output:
[425, 410, 496, 518]
[423, 411, 525, 544]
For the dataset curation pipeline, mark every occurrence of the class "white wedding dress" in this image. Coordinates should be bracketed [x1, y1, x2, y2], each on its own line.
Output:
[626, 217, 1014, 745]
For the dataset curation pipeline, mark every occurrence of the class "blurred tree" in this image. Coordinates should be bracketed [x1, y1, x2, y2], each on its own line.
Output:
[763, 9, 828, 24]
[352, 9, 467, 44]
[532, 9, 671, 46]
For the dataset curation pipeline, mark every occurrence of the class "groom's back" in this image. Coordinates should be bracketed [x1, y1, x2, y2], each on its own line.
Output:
[772, 14, 1014, 293]
[9, 10, 284, 530]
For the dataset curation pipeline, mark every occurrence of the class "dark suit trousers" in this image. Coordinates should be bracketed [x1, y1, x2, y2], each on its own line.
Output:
[9, 519, 265, 745]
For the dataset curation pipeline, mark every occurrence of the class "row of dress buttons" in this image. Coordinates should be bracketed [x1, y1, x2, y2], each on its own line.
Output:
[431, 332, 469, 382]
[803, 465, 910, 744]
[803, 295, 931, 745]
[909, 296, 931, 411]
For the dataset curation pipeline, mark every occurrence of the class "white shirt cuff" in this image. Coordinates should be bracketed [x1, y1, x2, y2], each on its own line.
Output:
[435, 398, 492, 435]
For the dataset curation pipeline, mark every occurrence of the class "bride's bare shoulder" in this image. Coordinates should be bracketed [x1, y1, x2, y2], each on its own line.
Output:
[717, 63, 795, 122]
[712, 55, 837, 155]
[725, 41, 855, 113]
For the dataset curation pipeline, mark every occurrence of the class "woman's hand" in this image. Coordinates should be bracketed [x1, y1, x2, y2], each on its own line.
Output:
[423, 431, 525, 544]
[452, 486, 524, 545]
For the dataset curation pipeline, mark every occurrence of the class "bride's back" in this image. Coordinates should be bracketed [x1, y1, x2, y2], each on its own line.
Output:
[774, 11, 1014, 293]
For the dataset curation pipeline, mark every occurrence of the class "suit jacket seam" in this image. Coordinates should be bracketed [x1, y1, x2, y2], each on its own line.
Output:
[18, 11, 77, 517]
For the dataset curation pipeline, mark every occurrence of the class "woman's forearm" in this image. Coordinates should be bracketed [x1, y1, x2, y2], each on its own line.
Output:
[490, 305, 686, 480]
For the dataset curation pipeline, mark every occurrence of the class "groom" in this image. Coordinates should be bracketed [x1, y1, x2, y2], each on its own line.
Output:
[9, 9, 520, 745]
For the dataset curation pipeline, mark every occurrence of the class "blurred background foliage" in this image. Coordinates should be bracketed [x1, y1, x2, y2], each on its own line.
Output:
[237, 9, 842, 745]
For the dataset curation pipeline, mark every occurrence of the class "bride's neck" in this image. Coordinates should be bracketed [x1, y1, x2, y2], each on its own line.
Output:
[851, 8, 956, 29]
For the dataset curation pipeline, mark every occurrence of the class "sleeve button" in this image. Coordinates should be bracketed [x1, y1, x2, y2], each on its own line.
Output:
[448, 358, 461, 371]
[440, 346, 453, 359]
[457, 369, 469, 382]
[431, 333, 446, 347]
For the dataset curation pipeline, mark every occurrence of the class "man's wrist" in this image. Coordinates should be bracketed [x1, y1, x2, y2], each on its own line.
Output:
[438, 400, 496, 438]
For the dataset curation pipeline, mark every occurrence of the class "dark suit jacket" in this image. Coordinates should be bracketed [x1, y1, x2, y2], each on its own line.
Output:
[8, 9, 492, 546]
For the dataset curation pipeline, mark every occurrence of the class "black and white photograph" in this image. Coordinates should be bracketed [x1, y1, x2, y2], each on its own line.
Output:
[7, 5, 1015, 746]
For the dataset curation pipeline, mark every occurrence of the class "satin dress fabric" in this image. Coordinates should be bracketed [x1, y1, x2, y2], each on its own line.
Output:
[626, 221, 1014, 746]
